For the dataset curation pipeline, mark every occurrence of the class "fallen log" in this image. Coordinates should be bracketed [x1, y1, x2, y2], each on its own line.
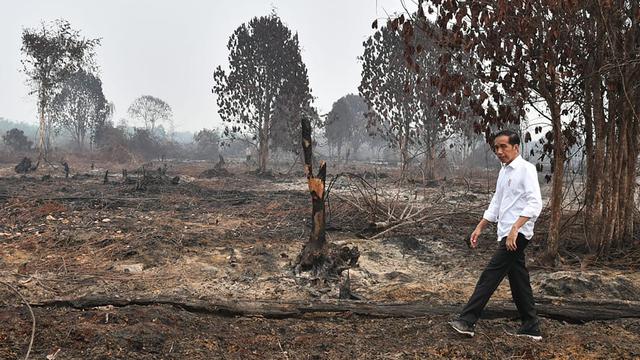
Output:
[25, 296, 640, 324]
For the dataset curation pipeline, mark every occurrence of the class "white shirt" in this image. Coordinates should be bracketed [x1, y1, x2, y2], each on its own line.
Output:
[483, 155, 543, 241]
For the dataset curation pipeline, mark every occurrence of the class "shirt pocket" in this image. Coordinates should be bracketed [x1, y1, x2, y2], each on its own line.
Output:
[507, 177, 523, 197]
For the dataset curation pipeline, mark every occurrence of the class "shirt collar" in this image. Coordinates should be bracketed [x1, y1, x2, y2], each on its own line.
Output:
[502, 155, 523, 169]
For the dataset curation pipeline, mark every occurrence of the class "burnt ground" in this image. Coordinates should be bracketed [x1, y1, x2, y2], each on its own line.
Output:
[0, 159, 639, 359]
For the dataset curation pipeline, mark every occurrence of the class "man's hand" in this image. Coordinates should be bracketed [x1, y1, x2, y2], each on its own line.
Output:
[506, 217, 530, 251]
[469, 219, 490, 249]
[469, 227, 482, 249]
[506, 228, 518, 251]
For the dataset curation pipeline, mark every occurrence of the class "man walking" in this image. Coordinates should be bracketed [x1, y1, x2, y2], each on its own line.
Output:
[449, 130, 543, 340]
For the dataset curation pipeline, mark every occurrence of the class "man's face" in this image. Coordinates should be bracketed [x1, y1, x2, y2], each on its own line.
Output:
[493, 135, 519, 164]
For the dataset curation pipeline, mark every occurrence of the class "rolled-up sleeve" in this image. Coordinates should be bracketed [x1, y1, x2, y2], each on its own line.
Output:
[483, 175, 502, 223]
[520, 165, 543, 220]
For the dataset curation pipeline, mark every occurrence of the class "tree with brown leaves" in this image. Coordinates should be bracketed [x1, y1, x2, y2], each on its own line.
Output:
[389, 0, 639, 263]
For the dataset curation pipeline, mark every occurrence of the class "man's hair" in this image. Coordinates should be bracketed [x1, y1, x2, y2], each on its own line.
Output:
[494, 130, 520, 146]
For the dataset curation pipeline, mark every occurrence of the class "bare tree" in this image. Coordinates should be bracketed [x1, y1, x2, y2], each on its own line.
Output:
[127, 95, 173, 133]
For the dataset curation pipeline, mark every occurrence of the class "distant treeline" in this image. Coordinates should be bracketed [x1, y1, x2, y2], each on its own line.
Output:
[0, 118, 38, 139]
[0, 116, 197, 145]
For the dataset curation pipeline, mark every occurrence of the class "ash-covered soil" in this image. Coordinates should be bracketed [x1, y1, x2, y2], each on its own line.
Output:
[1, 160, 639, 359]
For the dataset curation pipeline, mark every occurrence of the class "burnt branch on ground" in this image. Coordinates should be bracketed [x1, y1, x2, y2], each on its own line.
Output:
[325, 173, 488, 239]
[26, 295, 640, 323]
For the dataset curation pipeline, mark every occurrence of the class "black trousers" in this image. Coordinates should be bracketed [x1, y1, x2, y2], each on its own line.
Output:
[459, 233, 538, 326]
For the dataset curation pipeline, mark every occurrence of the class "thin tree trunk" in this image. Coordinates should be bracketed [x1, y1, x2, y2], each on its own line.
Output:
[400, 124, 410, 177]
[613, 103, 628, 248]
[624, 104, 639, 242]
[591, 62, 607, 253]
[258, 114, 270, 173]
[614, 1, 639, 248]
[600, 85, 618, 254]
[621, 44, 639, 244]
[581, 2, 640, 255]
[544, 96, 565, 264]
[425, 140, 435, 181]
[583, 68, 597, 252]
[37, 89, 47, 161]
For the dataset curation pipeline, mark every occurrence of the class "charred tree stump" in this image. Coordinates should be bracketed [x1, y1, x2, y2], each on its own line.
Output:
[15, 157, 35, 174]
[60, 160, 70, 179]
[215, 155, 226, 170]
[295, 115, 359, 276]
[15, 157, 32, 174]
[296, 114, 328, 272]
[103, 170, 109, 184]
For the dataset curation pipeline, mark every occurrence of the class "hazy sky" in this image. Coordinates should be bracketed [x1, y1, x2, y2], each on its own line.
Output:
[0, 0, 407, 132]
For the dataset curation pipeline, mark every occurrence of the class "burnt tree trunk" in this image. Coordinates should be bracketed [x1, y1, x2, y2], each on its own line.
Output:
[32, 295, 640, 323]
[296, 114, 328, 271]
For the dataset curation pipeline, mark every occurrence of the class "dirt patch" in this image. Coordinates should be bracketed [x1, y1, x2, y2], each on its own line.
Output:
[382, 236, 425, 252]
[199, 168, 231, 178]
[35, 201, 67, 216]
[535, 271, 640, 301]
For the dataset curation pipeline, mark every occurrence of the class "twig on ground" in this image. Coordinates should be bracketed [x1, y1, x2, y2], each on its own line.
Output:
[369, 203, 488, 240]
[478, 330, 498, 356]
[1, 280, 36, 360]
